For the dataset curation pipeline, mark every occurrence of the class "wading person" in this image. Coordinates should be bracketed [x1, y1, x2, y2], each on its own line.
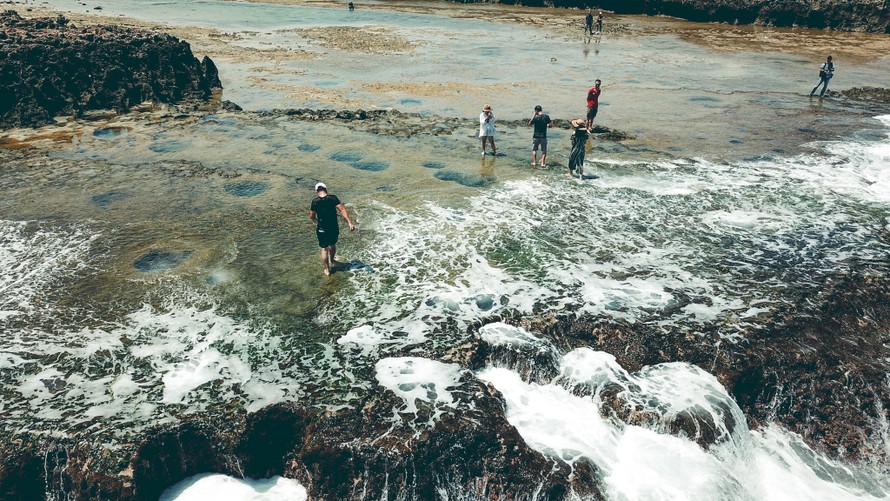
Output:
[479, 104, 497, 156]
[810, 55, 835, 97]
[595, 11, 603, 34]
[528, 104, 552, 167]
[586, 79, 602, 132]
[585, 10, 593, 36]
[310, 182, 355, 276]
[569, 119, 589, 179]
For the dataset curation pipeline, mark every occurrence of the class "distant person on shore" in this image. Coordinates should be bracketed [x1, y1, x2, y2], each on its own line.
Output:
[310, 182, 356, 276]
[810, 55, 835, 97]
[568, 119, 589, 179]
[479, 104, 497, 156]
[595, 11, 603, 34]
[586, 79, 602, 131]
[528, 105, 552, 167]
[348, 1, 355, 10]
[585, 10, 594, 36]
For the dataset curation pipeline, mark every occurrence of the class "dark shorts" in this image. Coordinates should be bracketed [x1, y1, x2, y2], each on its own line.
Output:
[532, 137, 548, 152]
[316, 225, 339, 248]
[587, 105, 598, 120]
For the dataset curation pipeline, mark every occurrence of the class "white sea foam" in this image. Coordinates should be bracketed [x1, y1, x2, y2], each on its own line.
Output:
[159, 473, 307, 501]
[479, 321, 544, 347]
[331, 118, 890, 345]
[0, 220, 99, 319]
[4, 301, 304, 431]
[479, 344, 890, 501]
[375, 357, 464, 418]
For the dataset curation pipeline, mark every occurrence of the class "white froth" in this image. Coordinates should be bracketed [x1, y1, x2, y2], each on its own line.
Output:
[0, 220, 98, 319]
[159, 473, 307, 501]
[478, 322, 543, 347]
[480, 344, 890, 500]
[336, 324, 426, 355]
[375, 357, 463, 417]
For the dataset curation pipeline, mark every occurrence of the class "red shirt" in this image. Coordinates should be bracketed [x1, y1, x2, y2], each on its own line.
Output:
[587, 86, 601, 107]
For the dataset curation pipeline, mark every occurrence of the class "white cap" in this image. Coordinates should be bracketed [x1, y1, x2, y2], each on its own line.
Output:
[314, 182, 327, 191]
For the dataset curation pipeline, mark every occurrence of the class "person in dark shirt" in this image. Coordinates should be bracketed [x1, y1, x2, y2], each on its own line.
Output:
[585, 10, 593, 36]
[569, 119, 589, 179]
[528, 104, 552, 167]
[595, 11, 603, 34]
[309, 182, 356, 276]
[810, 55, 835, 97]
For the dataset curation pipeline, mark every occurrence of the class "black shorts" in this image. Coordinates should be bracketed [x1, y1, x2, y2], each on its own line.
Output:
[587, 105, 598, 120]
[316, 225, 339, 248]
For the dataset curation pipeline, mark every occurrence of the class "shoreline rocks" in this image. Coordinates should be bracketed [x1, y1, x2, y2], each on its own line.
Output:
[0, 10, 222, 129]
[489, 0, 890, 33]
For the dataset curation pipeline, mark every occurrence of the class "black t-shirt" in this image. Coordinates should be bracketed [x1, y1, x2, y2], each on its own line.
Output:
[531, 114, 551, 139]
[311, 194, 341, 229]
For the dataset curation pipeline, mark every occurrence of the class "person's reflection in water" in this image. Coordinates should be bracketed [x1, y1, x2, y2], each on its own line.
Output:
[480, 153, 496, 182]
[583, 42, 589, 59]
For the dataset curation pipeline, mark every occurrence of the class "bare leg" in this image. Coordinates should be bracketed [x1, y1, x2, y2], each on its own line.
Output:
[532, 149, 538, 166]
[481, 137, 487, 155]
[328, 244, 339, 266]
[541, 151, 547, 167]
[488, 137, 497, 155]
[320, 248, 331, 276]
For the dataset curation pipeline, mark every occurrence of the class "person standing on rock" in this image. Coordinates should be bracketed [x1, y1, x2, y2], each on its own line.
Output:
[595, 11, 603, 34]
[310, 182, 355, 276]
[810, 55, 835, 97]
[479, 104, 497, 156]
[528, 105, 552, 167]
[586, 79, 602, 132]
[585, 10, 594, 36]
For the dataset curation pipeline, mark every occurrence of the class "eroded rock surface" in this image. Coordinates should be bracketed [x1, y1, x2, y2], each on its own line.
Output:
[0, 10, 221, 128]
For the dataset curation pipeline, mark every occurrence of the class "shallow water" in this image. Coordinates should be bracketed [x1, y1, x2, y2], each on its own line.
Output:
[3, 0, 890, 498]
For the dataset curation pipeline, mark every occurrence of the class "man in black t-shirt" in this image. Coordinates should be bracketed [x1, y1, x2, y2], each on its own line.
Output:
[309, 182, 356, 276]
[528, 105, 552, 168]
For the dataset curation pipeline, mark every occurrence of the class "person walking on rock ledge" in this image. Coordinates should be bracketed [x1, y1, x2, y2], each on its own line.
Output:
[810, 55, 835, 97]
[310, 182, 355, 276]
[479, 104, 497, 156]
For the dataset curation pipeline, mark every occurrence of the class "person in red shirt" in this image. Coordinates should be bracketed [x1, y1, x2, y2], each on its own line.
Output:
[586, 79, 602, 132]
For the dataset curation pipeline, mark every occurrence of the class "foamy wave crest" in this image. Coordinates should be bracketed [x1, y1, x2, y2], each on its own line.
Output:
[479, 346, 890, 500]
[327, 140, 890, 344]
[0, 220, 100, 320]
[2, 298, 311, 435]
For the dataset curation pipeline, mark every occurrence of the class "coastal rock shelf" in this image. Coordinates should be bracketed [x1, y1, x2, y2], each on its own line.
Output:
[0, 10, 222, 128]
[491, 0, 890, 33]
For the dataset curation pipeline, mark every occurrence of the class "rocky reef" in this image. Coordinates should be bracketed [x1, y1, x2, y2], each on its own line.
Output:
[0, 10, 222, 129]
[491, 0, 890, 33]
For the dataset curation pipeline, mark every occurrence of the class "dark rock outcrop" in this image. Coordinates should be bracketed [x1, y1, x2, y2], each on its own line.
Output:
[1, 380, 604, 500]
[521, 269, 890, 465]
[0, 10, 222, 129]
[494, 0, 890, 33]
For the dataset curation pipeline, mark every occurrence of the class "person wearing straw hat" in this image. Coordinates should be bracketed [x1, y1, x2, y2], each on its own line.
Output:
[309, 182, 356, 276]
[479, 104, 497, 156]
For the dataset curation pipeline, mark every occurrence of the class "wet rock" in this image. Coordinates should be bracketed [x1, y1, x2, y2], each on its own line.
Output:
[467, 322, 562, 383]
[491, 0, 889, 32]
[132, 421, 241, 501]
[522, 269, 890, 464]
[0, 10, 223, 129]
[220, 100, 243, 111]
[291, 370, 604, 500]
[236, 403, 313, 479]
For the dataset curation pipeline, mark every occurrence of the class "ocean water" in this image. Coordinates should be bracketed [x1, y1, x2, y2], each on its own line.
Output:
[4, 0, 890, 499]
